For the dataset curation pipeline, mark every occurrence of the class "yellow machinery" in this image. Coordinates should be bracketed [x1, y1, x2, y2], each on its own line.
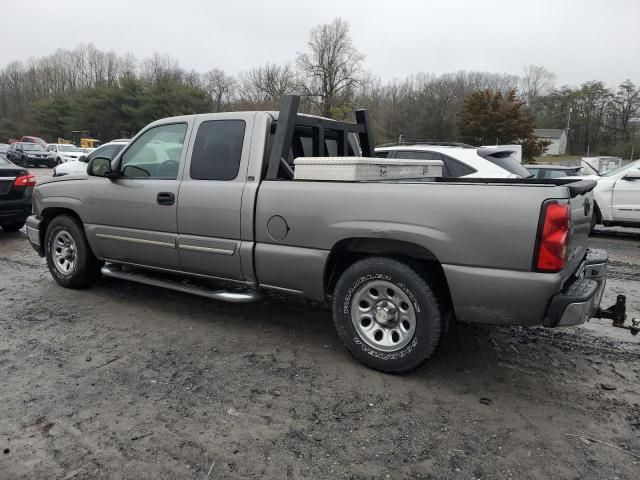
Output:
[70, 131, 101, 149]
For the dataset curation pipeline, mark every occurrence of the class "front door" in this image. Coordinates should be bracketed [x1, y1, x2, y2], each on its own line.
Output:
[612, 167, 640, 223]
[177, 115, 251, 281]
[89, 122, 191, 270]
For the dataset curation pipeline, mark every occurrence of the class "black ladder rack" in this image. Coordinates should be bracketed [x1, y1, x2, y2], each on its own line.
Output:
[265, 95, 375, 180]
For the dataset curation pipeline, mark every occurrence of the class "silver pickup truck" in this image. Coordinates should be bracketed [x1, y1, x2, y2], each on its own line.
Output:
[26, 96, 631, 373]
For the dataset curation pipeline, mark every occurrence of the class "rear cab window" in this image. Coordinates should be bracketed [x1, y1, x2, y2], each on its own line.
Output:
[189, 120, 246, 181]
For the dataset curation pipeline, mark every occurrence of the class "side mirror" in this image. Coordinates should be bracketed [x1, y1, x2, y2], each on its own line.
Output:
[623, 170, 640, 181]
[87, 156, 115, 178]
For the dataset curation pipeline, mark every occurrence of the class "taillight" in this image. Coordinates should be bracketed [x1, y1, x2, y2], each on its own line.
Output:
[13, 174, 36, 187]
[535, 201, 571, 272]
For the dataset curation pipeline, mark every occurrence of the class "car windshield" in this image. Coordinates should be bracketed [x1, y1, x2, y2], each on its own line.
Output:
[59, 145, 80, 152]
[23, 144, 45, 151]
[600, 159, 640, 177]
[0, 156, 9, 165]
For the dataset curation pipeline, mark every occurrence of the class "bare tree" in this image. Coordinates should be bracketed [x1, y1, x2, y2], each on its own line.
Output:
[519, 65, 556, 110]
[203, 68, 236, 111]
[140, 52, 183, 84]
[606, 80, 640, 141]
[296, 18, 365, 117]
[237, 63, 298, 109]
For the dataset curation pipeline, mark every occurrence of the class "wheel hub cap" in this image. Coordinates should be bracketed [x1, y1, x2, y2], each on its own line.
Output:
[52, 230, 77, 275]
[374, 300, 398, 327]
[351, 280, 417, 352]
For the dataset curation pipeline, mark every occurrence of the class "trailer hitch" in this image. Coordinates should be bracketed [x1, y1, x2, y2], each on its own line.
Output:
[595, 295, 640, 335]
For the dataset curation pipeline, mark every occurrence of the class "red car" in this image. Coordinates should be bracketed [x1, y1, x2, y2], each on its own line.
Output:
[20, 136, 47, 146]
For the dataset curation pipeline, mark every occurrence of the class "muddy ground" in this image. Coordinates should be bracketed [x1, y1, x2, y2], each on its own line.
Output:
[1, 169, 639, 479]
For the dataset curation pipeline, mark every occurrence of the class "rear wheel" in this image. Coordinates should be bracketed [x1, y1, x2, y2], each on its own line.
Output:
[45, 215, 102, 288]
[332, 257, 443, 373]
[589, 203, 600, 234]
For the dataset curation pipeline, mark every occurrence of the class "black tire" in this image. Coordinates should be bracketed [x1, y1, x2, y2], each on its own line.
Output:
[45, 215, 102, 288]
[56, 157, 62, 165]
[1, 222, 25, 232]
[332, 257, 443, 373]
[589, 203, 601, 234]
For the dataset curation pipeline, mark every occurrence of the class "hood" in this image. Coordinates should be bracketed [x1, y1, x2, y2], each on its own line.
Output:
[38, 173, 88, 186]
[564, 174, 599, 181]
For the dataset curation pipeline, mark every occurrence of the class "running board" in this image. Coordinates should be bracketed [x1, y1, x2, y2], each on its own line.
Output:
[100, 264, 262, 303]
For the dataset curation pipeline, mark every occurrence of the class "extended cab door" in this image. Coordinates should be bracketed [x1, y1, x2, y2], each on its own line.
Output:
[176, 113, 254, 281]
[88, 121, 191, 269]
[612, 164, 640, 222]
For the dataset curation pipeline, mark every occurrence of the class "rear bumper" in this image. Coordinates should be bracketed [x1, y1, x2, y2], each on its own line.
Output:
[26, 215, 45, 256]
[0, 197, 32, 225]
[543, 249, 607, 327]
[443, 249, 608, 327]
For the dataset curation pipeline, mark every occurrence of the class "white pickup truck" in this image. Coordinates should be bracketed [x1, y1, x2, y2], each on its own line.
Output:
[586, 160, 640, 231]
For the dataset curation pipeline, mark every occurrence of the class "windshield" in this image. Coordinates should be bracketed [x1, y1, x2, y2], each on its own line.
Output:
[0, 156, 9, 165]
[59, 145, 81, 152]
[23, 144, 45, 151]
[601, 159, 640, 177]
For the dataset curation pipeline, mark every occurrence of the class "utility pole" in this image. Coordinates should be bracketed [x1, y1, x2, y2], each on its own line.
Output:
[565, 107, 572, 154]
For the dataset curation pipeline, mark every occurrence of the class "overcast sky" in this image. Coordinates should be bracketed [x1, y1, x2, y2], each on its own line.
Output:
[2, 0, 638, 88]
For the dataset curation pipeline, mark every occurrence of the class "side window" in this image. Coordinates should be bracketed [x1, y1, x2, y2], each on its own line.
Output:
[120, 123, 187, 179]
[375, 151, 389, 158]
[89, 144, 120, 161]
[395, 150, 454, 176]
[190, 120, 245, 181]
[394, 150, 442, 161]
[440, 155, 476, 177]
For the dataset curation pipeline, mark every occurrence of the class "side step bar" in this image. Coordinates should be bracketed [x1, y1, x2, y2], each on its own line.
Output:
[101, 264, 262, 303]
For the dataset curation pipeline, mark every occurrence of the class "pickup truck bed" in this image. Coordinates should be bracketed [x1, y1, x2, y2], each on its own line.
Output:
[25, 95, 617, 373]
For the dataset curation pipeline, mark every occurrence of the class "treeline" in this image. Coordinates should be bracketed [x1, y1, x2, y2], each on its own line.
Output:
[1, 19, 638, 157]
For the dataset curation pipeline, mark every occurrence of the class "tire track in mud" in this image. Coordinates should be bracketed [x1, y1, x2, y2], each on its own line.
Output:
[607, 260, 640, 281]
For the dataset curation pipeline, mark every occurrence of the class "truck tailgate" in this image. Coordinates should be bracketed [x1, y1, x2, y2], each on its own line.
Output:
[561, 180, 597, 283]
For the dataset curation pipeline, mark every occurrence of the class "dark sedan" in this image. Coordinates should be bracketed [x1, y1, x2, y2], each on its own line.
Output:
[0, 156, 34, 231]
[6, 142, 54, 168]
[525, 164, 582, 179]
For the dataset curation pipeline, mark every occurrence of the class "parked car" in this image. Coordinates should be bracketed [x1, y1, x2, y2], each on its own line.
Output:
[526, 164, 582, 179]
[586, 159, 640, 231]
[0, 155, 35, 231]
[6, 142, 54, 167]
[375, 142, 531, 178]
[26, 96, 614, 373]
[46, 143, 86, 165]
[53, 140, 129, 177]
[20, 135, 47, 147]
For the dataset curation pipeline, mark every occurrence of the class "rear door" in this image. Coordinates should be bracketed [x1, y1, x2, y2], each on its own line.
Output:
[89, 121, 191, 269]
[176, 113, 254, 281]
[612, 165, 640, 222]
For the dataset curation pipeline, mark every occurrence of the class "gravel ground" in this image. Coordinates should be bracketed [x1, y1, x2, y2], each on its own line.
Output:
[1, 169, 639, 479]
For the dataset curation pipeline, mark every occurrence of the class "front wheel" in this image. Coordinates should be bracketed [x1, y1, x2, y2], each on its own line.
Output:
[45, 215, 102, 288]
[332, 257, 443, 373]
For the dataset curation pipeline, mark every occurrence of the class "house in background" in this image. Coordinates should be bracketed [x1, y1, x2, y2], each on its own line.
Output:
[534, 129, 567, 155]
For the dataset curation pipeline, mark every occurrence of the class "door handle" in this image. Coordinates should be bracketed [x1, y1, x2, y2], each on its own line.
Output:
[157, 192, 175, 206]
